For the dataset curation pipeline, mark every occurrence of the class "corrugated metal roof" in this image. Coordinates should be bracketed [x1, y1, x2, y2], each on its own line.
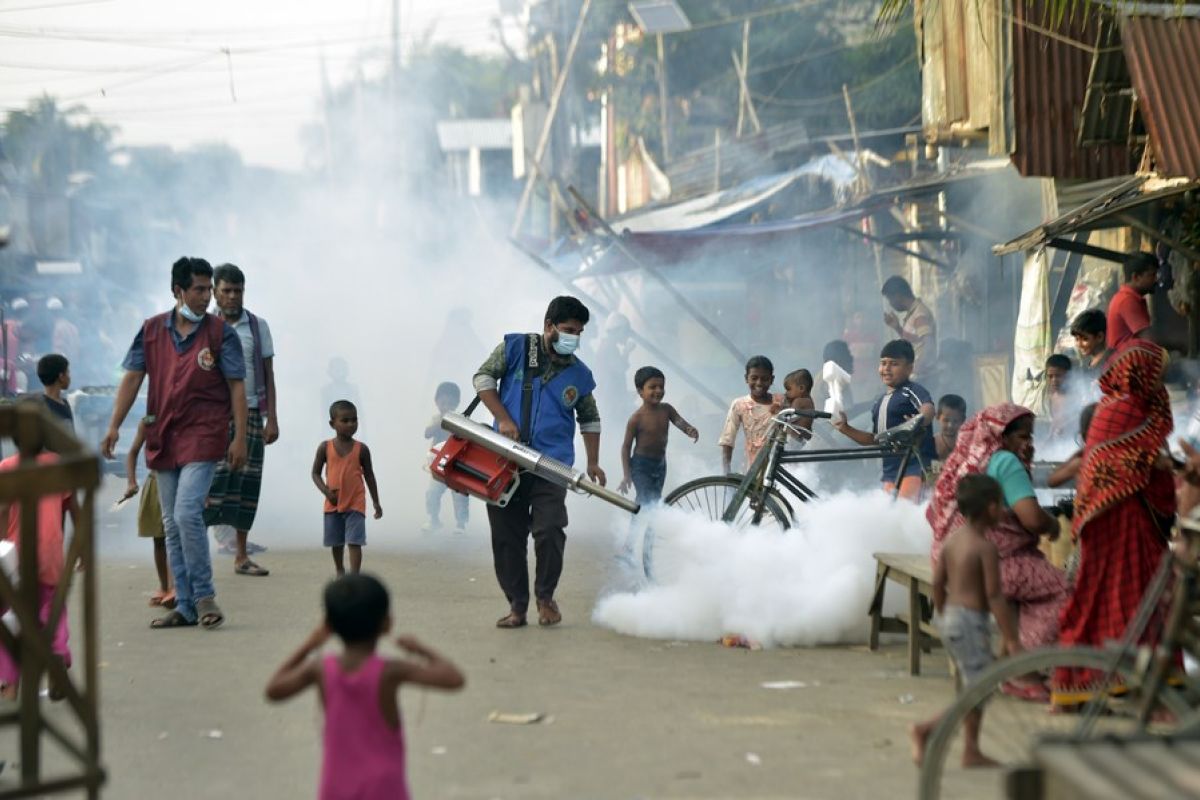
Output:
[1078, 18, 1137, 146]
[1121, 15, 1200, 179]
[1010, 0, 1132, 180]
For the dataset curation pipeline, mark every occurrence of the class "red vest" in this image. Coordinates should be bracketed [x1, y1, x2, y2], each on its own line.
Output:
[142, 312, 232, 470]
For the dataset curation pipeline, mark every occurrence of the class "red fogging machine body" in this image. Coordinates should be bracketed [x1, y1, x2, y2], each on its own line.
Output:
[429, 432, 521, 507]
[429, 412, 640, 514]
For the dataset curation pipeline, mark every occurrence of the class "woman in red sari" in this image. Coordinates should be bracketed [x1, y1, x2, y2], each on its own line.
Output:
[928, 403, 1067, 650]
[1052, 340, 1175, 705]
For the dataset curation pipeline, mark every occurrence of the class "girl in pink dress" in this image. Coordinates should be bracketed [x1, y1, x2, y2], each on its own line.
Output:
[265, 574, 465, 800]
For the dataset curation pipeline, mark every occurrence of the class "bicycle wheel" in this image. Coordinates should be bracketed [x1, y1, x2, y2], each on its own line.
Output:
[918, 646, 1194, 800]
[645, 476, 791, 583]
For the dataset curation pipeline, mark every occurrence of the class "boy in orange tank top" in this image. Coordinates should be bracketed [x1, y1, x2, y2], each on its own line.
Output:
[312, 400, 383, 575]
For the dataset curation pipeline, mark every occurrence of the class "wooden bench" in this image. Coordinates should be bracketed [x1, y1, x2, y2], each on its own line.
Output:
[867, 552, 940, 676]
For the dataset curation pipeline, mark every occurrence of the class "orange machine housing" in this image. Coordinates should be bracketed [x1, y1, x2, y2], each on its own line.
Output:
[429, 435, 520, 506]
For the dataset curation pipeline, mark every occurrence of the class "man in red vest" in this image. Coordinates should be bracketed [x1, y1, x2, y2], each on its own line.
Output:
[102, 257, 247, 630]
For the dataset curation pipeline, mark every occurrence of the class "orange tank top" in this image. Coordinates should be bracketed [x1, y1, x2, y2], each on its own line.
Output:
[323, 440, 366, 514]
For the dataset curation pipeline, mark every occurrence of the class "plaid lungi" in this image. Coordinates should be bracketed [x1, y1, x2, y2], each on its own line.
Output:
[204, 409, 265, 531]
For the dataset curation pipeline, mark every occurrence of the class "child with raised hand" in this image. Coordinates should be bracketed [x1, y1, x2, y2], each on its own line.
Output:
[783, 369, 816, 440]
[718, 355, 783, 474]
[618, 367, 699, 504]
[122, 418, 173, 608]
[265, 573, 465, 800]
[423, 381, 469, 534]
[313, 400, 382, 576]
[910, 474, 1021, 768]
[934, 394, 967, 461]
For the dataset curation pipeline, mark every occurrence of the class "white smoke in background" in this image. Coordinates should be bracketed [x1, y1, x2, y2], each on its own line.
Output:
[593, 492, 931, 647]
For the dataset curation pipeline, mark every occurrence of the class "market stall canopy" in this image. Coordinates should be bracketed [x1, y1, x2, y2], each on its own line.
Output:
[993, 175, 1200, 256]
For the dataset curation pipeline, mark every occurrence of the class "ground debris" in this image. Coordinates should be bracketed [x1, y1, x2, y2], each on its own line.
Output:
[487, 711, 549, 725]
[720, 634, 762, 650]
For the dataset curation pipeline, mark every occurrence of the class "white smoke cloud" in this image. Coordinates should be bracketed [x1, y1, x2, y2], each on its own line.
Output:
[593, 492, 931, 647]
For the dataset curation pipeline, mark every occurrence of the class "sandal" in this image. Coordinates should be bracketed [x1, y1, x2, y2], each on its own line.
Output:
[1001, 679, 1050, 702]
[195, 597, 225, 630]
[150, 611, 197, 629]
[496, 611, 527, 629]
[234, 559, 269, 577]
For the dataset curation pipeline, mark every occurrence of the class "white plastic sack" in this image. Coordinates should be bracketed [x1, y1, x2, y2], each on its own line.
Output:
[821, 360, 851, 420]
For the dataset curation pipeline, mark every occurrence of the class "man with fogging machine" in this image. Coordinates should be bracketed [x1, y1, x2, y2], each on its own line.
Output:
[102, 257, 247, 630]
[473, 296, 605, 628]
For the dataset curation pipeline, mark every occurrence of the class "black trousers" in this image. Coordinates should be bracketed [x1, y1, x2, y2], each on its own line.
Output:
[487, 475, 568, 614]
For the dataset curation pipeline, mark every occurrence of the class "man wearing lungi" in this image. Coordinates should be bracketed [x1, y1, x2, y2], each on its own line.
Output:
[204, 263, 278, 577]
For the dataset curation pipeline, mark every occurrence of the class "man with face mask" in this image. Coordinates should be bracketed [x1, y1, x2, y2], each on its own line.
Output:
[102, 257, 247, 630]
[473, 296, 605, 628]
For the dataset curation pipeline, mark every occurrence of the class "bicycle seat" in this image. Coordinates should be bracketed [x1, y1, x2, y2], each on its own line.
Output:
[874, 415, 927, 449]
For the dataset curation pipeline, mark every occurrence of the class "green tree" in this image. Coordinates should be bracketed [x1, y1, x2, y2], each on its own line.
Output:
[1, 95, 114, 193]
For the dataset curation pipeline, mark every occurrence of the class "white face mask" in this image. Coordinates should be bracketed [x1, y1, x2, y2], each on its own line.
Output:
[552, 331, 580, 356]
[178, 303, 205, 323]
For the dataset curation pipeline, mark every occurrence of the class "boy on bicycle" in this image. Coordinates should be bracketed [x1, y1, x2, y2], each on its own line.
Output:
[833, 339, 935, 500]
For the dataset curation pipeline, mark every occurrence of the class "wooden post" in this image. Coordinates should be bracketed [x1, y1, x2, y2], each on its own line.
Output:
[656, 32, 670, 163]
[510, 0, 592, 237]
[732, 51, 761, 137]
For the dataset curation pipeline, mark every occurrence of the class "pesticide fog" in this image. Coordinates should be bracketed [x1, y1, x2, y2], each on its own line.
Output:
[594, 494, 931, 647]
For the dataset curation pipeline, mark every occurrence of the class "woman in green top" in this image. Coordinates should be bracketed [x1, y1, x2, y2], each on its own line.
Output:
[928, 404, 1067, 651]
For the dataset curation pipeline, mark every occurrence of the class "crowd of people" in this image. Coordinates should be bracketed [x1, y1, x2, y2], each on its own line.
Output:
[0, 243, 1195, 797]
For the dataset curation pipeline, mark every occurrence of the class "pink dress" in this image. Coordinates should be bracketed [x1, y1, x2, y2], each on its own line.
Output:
[320, 654, 409, 800]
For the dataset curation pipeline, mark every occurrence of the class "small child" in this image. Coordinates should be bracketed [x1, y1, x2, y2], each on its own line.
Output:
[834, 340, 937, 501]
[1045, 353, 1075, 440]
[36, 354, 73, 430]
[265, 573, 465, 800]
[910, 474, 1022, 768]
[618, 367, 699, 504]
[783, 369, 816, 441]
[312, 401, 382, 576]
[934, 394, 967, 461]
[423, 382, 469, 534]
[718, 355, 783, 474]
[0, 441, 75, 701]
[122, 418, 174, 608]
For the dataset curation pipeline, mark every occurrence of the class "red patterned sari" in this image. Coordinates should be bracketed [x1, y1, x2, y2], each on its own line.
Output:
[928, 403, 1067, 649]
[1053, 340, 1175, 703]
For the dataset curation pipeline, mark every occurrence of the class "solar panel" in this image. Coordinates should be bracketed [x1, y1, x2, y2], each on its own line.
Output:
[628, 0, 692, 34]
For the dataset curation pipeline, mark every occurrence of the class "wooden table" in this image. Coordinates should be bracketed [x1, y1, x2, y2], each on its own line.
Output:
[867, 552, 940, 676]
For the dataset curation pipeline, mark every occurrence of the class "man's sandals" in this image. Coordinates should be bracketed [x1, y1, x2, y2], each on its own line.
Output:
[234, 560, 269, 577]
[496, 611, 527, 628]
[150, 598, 225, 630]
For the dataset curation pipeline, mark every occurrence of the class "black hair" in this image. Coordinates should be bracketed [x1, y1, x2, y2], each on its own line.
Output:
[324, 573, 389, 644]
[1002, 413, 1032, 437]
[957, 474, 1003, 522]
[1123, 252, 1158, 282]
[213, 262, 245, 286]
[745, 355, 774, 375]
[329, 399, 357, 419]
[880, 339, 915, 363]
[937, 393, 967, 416]
[881, 275, 914, 299]
[1079, 402, 1097, 440]
[822, 340, 854, 374]
[434, 381, 460, 404]
[634, 366, 665, 391]
[1045, 354, 1073, 372]
[1070, 309, 1107, 338]
[170, 256, 213, 293]
[36, 353, 69, 387]
[783, 369, 813, 391]
[545, 296, 590, 326]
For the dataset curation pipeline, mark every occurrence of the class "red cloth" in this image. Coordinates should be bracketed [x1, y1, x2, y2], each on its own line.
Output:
[1054, 340, 1175, 700]
[927, 403, 1067, 648]
[1106, 284, 1151, 350]
[142, 313, 232, 470]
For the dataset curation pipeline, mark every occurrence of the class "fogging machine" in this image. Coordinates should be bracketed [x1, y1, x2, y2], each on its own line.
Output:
[430, 411, 640, 514]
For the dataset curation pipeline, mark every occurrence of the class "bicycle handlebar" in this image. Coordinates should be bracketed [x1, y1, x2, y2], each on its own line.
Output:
[792, 409, 833, 420]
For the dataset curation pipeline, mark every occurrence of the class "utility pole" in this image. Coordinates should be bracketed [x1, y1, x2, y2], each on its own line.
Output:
[657, 33, 669, 163]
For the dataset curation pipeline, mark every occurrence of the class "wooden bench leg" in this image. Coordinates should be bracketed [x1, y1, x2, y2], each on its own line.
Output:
[908, 577, 920, 676]
[867, 564, 889, 651]
[920, 595, 933, 654]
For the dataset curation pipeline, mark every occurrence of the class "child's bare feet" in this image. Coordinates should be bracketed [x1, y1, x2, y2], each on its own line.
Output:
[909, 724, 929, 765]
[962, 749, 999, 768]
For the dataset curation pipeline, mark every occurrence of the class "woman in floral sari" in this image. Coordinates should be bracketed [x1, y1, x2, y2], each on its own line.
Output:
[1053, 340, 1175, 705]
[928, 403, 1067, 650]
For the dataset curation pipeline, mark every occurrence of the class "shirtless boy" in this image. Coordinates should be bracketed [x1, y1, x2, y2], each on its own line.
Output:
[618, 367, 699, 504]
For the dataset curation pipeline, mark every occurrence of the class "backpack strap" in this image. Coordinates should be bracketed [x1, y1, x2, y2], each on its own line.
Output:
[519, 333, 543, 444]
[246, 312, 268, 412]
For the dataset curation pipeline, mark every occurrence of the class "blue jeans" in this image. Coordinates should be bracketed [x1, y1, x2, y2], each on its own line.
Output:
[630, 455, 666, 504]
[156, 461, 218, 622]
[426, 479, 469, 527]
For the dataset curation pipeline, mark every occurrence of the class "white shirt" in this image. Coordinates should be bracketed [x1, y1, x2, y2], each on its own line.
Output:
[229, 310, 274, 409]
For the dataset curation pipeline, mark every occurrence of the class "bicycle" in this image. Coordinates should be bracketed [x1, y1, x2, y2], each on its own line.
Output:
[640, 408, 931, 581]
[916, 520, 1200, 800]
